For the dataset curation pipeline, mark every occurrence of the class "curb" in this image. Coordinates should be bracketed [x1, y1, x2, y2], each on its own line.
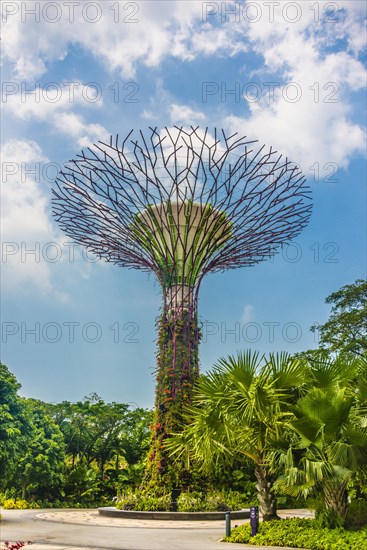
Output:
[98, 506, 250, 520]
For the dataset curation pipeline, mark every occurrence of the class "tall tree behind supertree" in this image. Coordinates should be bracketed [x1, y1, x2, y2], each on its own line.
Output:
[52, 127, 312, 492]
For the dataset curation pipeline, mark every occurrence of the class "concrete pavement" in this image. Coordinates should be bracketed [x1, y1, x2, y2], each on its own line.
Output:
[0, 508, 313, 550]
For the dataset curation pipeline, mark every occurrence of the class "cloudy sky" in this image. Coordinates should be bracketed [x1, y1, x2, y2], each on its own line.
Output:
[1, 0, 366, 407]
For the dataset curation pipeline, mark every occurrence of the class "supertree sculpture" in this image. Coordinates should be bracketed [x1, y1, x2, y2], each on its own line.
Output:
[52, 126, 312, 492]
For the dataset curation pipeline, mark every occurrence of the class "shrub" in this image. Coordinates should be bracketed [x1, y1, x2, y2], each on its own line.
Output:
[274, 480, 308, 510]
[116, 489, 253, 512]
[177, 491, 209, 512]
[1, 499, 37, 510]
[116, 492, 171, 511]
[225, 518, 367, 549]
[0, 492, 109, 509]
[314, 507, 345, 529]
[345, 500, 367, 529]
[213, 489, 256, 511]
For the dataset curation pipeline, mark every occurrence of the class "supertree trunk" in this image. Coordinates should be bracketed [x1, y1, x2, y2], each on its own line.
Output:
[143, 286, 201, 494]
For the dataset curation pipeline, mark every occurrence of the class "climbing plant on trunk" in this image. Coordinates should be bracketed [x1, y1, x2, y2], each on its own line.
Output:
[142, 309, 201, 492]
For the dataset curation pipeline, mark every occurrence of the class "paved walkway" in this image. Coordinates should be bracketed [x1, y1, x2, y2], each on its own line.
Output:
[0, 509, 313, 550]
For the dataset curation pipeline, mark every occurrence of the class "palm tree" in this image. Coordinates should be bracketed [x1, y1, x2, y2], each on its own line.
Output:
[166, 350, 310, 520]
[279, 354, 367, 526]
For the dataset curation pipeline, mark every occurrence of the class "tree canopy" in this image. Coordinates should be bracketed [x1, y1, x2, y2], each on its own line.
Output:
[0, 364, 152, 503]
[311, 279, 367, 356]
[166, 351, 310, 520]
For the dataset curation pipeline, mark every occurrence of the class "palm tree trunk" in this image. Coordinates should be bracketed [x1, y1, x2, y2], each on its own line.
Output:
[255, 464, 279, 521]
[323, 481, 348, 523]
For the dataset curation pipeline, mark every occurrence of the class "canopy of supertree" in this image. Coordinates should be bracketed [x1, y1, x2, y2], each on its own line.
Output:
[52, 126, 312, 491]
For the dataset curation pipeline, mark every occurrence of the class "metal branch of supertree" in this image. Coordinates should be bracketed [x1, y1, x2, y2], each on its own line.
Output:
[52, 126, 312, 291]
[52, 126, 312, 488]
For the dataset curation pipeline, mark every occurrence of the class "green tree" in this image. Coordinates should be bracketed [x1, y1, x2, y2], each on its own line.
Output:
[121, 407, 152, 466]
[0, 363, 152, 503]
[167, 351, 310, 520]
[0, 364, 66, 500]
[279, 354, 367, 526]
[16, 399, 66, 500]
[48, 396, 152, 499]
[49, 396, 128, 471]
[311, 279, 367, 356]
[0, 363, 29, 488]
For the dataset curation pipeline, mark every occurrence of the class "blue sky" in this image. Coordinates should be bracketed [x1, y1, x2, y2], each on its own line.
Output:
[1, 1, 366, 407]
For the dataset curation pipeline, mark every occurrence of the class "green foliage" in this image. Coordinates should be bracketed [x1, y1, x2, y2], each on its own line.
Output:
[116, 490, 171, 511]
[311, 279, 367, 356]
[0, 363, 30, 485]
[279, 354, 367, 525]
[176, 491, 207, 512]
[132, 200, 231, 287]
[116, 489, 253, 512]
[0, 363, 152, 505]
[345, 499, 367, 529]
[48, 395, 130, 474]
[224, 474, 256, 502]
[47, 394, 152, 501]
[0, 365, 66, 500]
[16, 399, 66, 500]
[121, 408, 152, 466]
[210, 489, 255, 511]
[143, 311, 201, 491]
[314, 504, 346, 529]
[0, 498, 39, 510]
[63, 464, 99, 502]
[274, 485, 307, 510]
[166, 351, 310, 520]
[2, 277, 366, 515]
[348, 467, 367, 500]
[225, 518, 367, 549]
[179, 489, 255, 512]
[0, 491, 109, 509]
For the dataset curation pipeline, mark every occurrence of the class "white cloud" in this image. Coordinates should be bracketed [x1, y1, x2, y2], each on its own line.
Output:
[2, 1, 366, 174]
[133, 2, 365, 173]
[190, 24, 248, 57]
[241, 304, 254, 324]
[53, 113, 109, 148]
[0, 139, 97, 300]
[0, 1, 261, 82]
[169, 104, 206, 125]
[4, 82, 109, 147]
[1, 1, 208, 80]
[3, 81, 102, 120]
[221, 2, 366, 172]
[13, 55, 47, 81]
[141, 109, 157, 121]
[1, 139, 63, 298]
